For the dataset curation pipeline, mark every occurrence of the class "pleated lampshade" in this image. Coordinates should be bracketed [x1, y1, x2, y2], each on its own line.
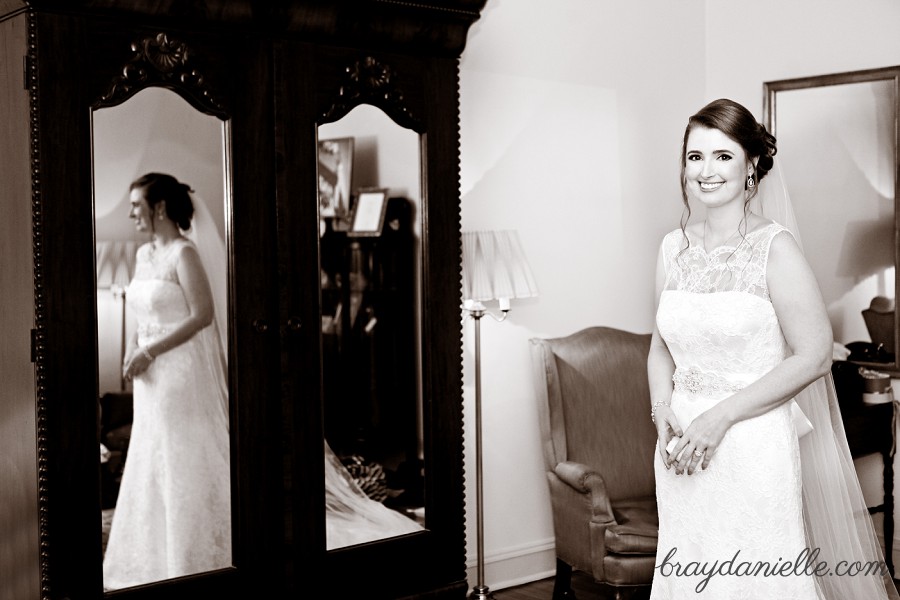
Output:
[96, 241, 138, 289]
[461, 230, 538, 303]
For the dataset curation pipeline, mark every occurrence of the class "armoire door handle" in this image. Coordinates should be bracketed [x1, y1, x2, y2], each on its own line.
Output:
[286, 317, 302, 332]
[252, 319, 269, 333]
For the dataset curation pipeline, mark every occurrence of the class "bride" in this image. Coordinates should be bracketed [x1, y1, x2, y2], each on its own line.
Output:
[648, 99, 899, 599]
[104, 173, 232, 589]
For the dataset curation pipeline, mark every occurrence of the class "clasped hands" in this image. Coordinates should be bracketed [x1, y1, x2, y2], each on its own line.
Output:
[122, 350, 152, 382]
[655, 405, 730, 475]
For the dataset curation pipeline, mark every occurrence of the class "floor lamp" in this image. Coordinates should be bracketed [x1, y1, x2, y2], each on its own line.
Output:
[97, 241, 137, 391]
[461, 230, 538, 600]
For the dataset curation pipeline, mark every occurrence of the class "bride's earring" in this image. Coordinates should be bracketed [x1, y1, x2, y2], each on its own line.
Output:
[746, 173, 755, 189]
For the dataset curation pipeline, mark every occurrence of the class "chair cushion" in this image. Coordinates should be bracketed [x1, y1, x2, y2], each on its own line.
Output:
[602, 553, 657, 585]
[604, 496, 658, 555]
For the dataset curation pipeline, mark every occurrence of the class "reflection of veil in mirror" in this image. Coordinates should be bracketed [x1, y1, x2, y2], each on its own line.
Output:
[186, 194, 228, 371]
[324, 440, 423, 550]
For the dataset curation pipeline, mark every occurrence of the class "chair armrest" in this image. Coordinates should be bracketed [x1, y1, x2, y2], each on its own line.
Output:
[553, 460, 615, 523]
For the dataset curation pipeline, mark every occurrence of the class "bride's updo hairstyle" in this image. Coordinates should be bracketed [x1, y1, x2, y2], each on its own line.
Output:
[679, 98, 777, 213]
[130, 172, 195, 231]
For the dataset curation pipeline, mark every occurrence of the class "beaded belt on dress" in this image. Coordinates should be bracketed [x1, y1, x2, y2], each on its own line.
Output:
[137, 323, 170, 338]
[672, 366, 744, 396]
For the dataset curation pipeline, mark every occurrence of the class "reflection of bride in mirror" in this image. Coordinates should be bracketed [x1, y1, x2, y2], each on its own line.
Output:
[103, 173, 231, 589]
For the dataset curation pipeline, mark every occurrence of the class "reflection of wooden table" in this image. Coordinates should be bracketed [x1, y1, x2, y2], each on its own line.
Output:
[843, 399, 896, 576]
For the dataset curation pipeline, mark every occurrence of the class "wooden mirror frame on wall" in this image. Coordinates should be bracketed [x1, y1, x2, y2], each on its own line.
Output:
[15, 2, 487, 599]
[764, 66, 900, 374]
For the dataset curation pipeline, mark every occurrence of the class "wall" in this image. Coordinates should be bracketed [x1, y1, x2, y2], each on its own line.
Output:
[460, 0, 900, 589]
[705, 0, 900, 117]
[459, 0, 705, 587]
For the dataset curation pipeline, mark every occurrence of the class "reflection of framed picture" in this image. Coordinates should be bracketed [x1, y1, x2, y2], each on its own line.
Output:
[317, 137, 354, 218]
[348, 188, 389, 237]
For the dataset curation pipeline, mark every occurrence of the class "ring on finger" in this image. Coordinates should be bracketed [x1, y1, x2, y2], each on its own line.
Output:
[693, 449, 704, 458]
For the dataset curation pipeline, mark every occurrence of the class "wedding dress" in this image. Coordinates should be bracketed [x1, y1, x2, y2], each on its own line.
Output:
[650, 223, 895, 599]
[103, 238, 231, 589]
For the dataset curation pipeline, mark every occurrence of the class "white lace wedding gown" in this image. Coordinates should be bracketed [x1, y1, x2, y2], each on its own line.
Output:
[651, 223, 820, 599]
[103, 239, 231, 590]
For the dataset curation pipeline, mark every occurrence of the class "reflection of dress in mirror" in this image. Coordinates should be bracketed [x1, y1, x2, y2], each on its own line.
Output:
[103, 173, 231, 589]
[324, 440, 423, 549]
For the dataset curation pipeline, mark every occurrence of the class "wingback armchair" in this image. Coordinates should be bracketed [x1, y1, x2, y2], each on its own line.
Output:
[530, 326, 659, 600]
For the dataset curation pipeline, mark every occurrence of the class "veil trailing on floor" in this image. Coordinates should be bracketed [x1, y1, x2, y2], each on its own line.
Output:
[324, 441, 424, 549]
[751, 163, 899, 600]
[186, 192, 423, 551]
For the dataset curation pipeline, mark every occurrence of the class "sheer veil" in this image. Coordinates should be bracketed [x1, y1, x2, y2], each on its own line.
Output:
[751, 163, 899, 600]
[184, 195, 228, 364]
[184, 195, 229, 428]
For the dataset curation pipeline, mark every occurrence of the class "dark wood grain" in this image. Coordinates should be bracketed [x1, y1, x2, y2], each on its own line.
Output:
[20, 0, 488, 56]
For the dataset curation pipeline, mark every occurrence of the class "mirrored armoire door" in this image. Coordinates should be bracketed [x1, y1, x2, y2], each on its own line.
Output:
[276, 43, 470, 598]
[28, 11, 281, 600]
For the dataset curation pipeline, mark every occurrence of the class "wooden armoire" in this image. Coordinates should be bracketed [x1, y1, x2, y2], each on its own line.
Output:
[0, 2, 486, 599]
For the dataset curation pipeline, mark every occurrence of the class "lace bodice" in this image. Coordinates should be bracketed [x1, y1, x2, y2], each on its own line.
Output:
[657, 223, 792, 388]
[127, 239, 192, 341]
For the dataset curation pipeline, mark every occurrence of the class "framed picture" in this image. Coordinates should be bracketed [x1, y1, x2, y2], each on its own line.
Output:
[317, 137, 354, 218]
[348, 188, 389, 237]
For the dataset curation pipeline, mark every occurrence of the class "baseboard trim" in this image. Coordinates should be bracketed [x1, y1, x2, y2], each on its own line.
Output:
[465, 537, 557, 590]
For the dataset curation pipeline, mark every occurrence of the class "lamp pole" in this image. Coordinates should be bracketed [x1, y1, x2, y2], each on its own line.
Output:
[470, 308, 491, 600]
[466, 301, 507, 600]
[111, 284, 128, 391]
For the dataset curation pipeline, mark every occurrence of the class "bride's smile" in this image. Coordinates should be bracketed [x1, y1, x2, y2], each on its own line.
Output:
[684, 125, 752, 209]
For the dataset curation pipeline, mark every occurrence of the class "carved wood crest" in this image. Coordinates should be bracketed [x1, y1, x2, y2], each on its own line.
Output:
[95, 32, 228, 119]
[322, 56, 420, 131]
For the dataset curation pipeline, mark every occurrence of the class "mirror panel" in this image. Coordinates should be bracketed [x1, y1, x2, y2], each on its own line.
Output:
[92, 87, 233, 589]
[317, 104, 426, 550]
[766, 69, 900, 370]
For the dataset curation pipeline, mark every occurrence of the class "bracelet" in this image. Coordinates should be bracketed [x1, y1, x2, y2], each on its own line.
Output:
[650, 400, 670, 423]
[138, 345, 155, 362]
